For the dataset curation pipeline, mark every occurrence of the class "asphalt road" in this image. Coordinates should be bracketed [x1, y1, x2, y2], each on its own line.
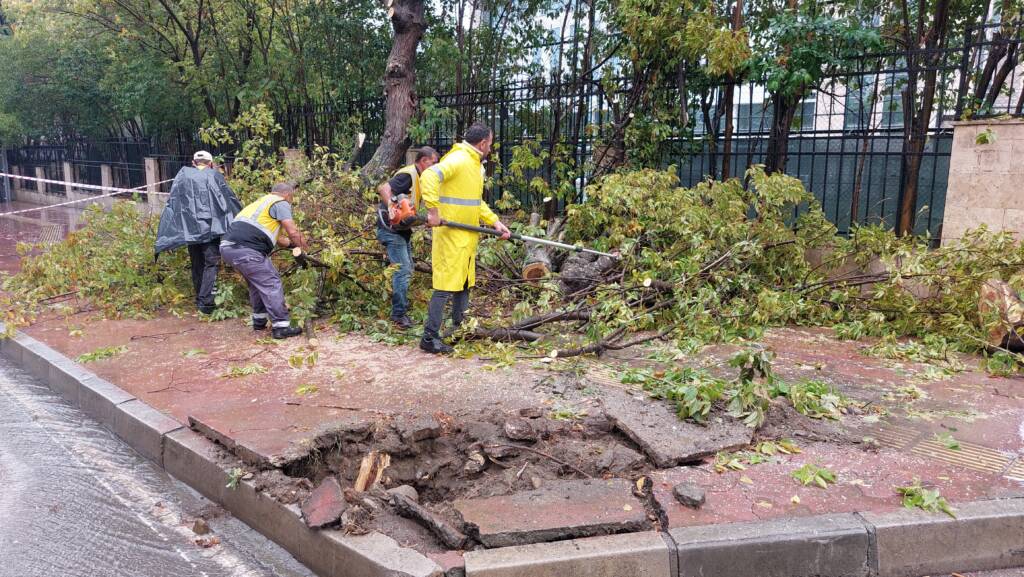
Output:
[0, 355, 315, 577]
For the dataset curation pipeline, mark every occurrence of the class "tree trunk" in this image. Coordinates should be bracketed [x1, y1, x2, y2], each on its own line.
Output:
[850, 75, 881, 225]
[764, 92, 800, 175]
[361, 0, 426, 181]
[720, 0, 744, 179]
[896, 0, 951, 236]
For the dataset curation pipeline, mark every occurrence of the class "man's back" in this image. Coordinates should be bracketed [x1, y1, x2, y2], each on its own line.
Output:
[155, 166, 241, 254]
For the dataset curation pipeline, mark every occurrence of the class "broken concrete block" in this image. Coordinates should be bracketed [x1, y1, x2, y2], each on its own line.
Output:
[454, 478, 651, 548]
[387, 484, 420, 503]
[484, 443, 520, 460]
[503, 418, 537, 443]
[192, 518, 211, 535]
[602, 390, 752, 468]
[301, 476, 346, 528]
[672, 482, 706, 509]
[519, 407, 544, 419]
[400, 414, 443, 442]
[464, 450, 488, 475]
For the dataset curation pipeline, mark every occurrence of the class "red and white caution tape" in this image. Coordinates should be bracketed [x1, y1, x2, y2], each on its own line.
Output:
[0, 172, 174, 218]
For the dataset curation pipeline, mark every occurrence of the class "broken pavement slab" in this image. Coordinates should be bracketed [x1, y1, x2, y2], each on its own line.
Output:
[301, 476, 346, 528]
[601, 389, 752, 468]
[188, 405, 375, 468]
[454, 478, 650, 548]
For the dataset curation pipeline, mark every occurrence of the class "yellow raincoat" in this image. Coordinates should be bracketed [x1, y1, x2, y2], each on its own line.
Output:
[420, 141, 499, 291]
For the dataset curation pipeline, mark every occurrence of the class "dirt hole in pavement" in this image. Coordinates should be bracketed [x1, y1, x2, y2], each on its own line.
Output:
[278, 408, 654, 504]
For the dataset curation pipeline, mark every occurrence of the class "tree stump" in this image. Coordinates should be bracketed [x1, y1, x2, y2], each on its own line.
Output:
[521, 213, 564, 280]
[978, 279, 1024, 351]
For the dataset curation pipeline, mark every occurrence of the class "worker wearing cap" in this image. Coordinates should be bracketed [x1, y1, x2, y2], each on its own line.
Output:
[155, 151, 241, 314]
[419, 123, 511, 354]
[376, 146, 439, 329]
[220, 182, 308, 339]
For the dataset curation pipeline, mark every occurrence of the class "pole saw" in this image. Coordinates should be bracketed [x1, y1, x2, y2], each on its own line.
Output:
[439, 220, 618, 259]
[386, 194, 618, 259]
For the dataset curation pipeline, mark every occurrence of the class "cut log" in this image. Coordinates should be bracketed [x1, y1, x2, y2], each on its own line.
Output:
[521, 214, 564, 280]
[559, 251, 617, 295]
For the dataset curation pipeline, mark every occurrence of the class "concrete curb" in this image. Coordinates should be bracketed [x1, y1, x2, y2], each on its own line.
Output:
[0, 328, 443, 577]
[3, 326, 1024, 577]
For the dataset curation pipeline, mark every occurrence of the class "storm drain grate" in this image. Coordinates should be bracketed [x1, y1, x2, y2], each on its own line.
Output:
[36, 224, 65, 245]
[910, 437, 1011, 474]
[873, 425, 920, 449]
[1005, 460, 1024, 481]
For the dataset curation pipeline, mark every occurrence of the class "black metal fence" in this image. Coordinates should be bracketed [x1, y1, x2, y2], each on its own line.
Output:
[6, 21, 1022, 237]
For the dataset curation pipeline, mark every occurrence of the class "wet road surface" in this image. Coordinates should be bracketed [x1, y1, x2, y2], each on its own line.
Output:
[0, 355, 314, 577]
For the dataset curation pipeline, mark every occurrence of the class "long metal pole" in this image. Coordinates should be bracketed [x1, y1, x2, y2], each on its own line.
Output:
[439, 219, 618, 258]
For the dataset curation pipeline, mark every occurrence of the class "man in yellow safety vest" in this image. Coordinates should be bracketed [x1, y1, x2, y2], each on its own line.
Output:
[419, 123, 511, 354]
[376, 147, 439, 329]
[220, 182, 308, 339]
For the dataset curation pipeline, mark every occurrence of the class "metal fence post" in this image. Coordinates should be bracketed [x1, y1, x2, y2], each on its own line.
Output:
[0, 148, 9, 202]
[954, 24, 975, 119]
[35, 166, 46, 195]
[62, 161, 74, 197]
[101, 164, 113, 192]
[145, 157, 162, 214]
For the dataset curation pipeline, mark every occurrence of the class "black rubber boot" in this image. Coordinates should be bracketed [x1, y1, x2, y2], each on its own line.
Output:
[419, 336, 454, 354]
[253, 320, 268, 331]
[392, 315, 414, 330]
[272, 326, 303, 340]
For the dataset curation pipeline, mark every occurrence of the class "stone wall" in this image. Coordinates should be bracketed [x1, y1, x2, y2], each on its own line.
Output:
[942, 119, 1024, 244]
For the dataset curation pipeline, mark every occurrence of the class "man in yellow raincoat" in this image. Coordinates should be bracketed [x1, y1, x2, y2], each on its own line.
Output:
[419, 123, 511, 354]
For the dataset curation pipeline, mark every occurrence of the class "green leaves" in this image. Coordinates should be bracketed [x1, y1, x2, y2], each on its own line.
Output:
[791, 463, 836, 489]
[221, 364, 267, 378]
[785, 380, 848, 420]
[76, 345, 128, 363]
[896, 479, 956, 518]
[935, 432, 961, 451]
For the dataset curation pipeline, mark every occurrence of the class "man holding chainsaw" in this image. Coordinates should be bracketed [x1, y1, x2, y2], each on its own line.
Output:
[376, 147, 439, 329]
[419, 124, 511, 354]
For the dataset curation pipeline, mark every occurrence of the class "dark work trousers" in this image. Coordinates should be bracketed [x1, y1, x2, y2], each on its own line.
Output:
[423, 285, 470, 341]
[220, 244, 291, 328]
[187, 239, 221, 309]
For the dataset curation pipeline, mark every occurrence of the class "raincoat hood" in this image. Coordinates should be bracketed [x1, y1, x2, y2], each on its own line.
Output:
[155, 166, 242, 255]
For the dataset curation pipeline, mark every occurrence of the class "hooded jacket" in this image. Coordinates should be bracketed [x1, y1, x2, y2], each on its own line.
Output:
[154, 166, 242, 255]
[419, 141, 499, 291]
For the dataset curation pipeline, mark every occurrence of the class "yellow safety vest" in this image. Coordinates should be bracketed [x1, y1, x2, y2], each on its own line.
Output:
[394, 164, 421, 208]
[234, 193, 284, 245]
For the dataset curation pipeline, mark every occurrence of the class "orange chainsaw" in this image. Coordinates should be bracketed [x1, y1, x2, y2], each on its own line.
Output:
[387, 194, 423, 230]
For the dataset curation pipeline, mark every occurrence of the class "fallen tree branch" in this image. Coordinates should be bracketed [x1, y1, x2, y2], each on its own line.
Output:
[510, 309, 591, 331]
[130, 328, 195, 341]
[389, 493, 468, 549]
[471, 327, 546, 342]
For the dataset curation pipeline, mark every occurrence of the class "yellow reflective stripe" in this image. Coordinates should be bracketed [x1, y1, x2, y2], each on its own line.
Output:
[428, 165, 445, 182]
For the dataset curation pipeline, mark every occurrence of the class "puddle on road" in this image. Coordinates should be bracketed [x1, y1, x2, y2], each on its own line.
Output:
[0, 356, 313, 577]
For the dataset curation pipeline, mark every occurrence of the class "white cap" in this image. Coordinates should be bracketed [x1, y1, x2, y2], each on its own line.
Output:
[193, 150, 214, 162]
